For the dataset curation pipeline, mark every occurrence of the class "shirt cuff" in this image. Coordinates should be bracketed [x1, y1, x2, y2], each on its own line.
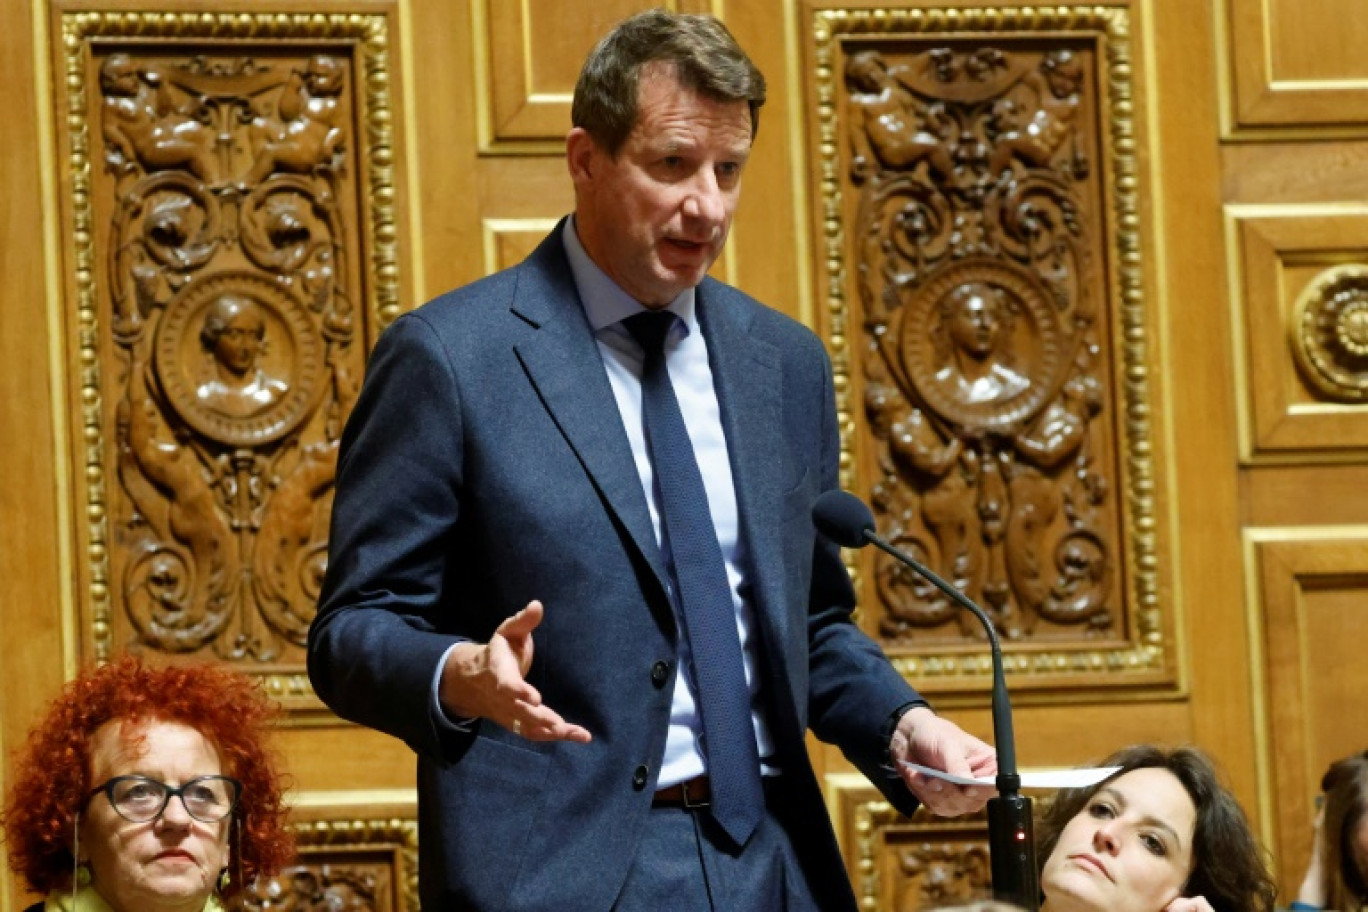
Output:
[431, 641, 477, 733]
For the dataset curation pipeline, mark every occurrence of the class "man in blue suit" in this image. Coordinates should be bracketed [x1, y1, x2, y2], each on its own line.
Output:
[308, 9, 996, 910]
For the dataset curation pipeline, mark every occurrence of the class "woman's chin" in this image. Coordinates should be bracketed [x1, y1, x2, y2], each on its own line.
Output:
[1042, 877, 1109, 912]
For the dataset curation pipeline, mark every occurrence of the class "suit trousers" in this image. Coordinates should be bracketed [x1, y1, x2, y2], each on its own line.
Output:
[611, 777, 842, 912]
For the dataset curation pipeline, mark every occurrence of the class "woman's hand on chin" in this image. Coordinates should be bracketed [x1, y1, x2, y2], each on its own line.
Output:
[1162, 897, 1215, 912]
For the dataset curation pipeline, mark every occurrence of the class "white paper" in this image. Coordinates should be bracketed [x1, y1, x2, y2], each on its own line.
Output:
[898, 762, 1122, 790]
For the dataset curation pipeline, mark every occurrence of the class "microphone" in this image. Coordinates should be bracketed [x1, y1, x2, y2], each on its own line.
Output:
[813, 490, 1039, 911]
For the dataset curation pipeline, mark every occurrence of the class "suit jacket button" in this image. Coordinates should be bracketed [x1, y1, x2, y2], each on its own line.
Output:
[633, 765, 649, 790]
[651, 660, 670, 687]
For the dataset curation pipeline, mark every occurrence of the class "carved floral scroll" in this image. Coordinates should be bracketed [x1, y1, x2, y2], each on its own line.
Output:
[830, 776, 994, 911]
[57, 11, 401, 709]
[813, 8, 1172, 691]
[228, 816, 418, 912]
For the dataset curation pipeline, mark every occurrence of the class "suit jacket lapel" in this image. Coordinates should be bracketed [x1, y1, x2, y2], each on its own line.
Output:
[510, 230, 666, 586]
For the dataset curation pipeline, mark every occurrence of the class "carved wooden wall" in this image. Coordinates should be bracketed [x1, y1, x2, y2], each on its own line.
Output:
[829, 775, 994, 910]
[4, 0, 1368, 910]
[230, 805, 419, 912]
[807, 8, 1173, 701]
[55, 12, 402, 709]
[1220, 0, 1368, 893]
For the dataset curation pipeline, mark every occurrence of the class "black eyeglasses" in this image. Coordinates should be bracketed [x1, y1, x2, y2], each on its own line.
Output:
[87, 775, 242, 823]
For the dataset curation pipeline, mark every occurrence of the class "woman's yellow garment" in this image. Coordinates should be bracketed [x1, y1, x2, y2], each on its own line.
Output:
[45, 883, 226, 912]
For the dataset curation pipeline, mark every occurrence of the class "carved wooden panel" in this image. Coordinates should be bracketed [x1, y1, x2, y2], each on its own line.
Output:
[809, 8, 1173, 695]
[1223, 0, 1368, 134]
[481, 218, 562, 274]
[52, 9, 403, 713]
[229, 810, 418, 912]
[1248, 531, 1368, 893]
[475, 0, 714, 150]
[828, 774, 992, 911]
[479, 217, 734, 282]
[1229, 205, 1368, 457]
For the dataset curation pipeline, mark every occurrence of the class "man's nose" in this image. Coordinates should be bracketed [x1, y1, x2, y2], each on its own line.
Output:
[681, 171, 725, 226]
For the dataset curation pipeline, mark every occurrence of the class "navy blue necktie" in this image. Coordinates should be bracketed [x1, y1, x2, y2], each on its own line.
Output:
[624, 310, 764, 845]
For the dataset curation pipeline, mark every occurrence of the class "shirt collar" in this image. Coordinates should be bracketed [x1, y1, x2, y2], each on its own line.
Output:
[561, 216, 697, 335]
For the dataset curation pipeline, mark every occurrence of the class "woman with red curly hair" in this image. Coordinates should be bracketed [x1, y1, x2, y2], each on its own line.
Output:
[2, 657, 294, 912]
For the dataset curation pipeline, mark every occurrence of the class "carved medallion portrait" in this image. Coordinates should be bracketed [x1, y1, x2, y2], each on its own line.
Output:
[156, 272, 325, 447]
[896, 260, 1065, 432]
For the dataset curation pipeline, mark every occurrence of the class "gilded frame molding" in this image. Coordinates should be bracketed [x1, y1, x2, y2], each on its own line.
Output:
[55, 9, 401, 712]
[826, 773, 992, 910]
[810, 7, 1173, 693]
[291, 815, 420, 912]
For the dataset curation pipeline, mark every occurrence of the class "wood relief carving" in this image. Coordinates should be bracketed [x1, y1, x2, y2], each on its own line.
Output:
[58, 12, 400, 706]
[832, 777, 993, 911]
[104, 51, 358, 661]
[894, 841, 992, 910]
[813, 9, 1170, 687]
[227, 815, 418, 912]
[1292, 265, 1368, 402]
[851, 41, 1115, 644]
[233, 865, 389, 911]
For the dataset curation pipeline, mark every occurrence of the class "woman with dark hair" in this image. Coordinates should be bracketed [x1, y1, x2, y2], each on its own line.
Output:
[1292, 750, 1368, 912]
[2, 657, 294, 912]
[1036, 745, 1277, 912]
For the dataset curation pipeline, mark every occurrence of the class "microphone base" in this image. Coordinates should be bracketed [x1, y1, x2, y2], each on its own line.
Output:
[988, 792, 1039, 911]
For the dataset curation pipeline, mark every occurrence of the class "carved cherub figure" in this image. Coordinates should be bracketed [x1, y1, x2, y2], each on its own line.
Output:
[100, 53, 220, 183]
[988, 50, 1084, 176]
[846, 50, 954, 182]
[247, 55, 346, 184]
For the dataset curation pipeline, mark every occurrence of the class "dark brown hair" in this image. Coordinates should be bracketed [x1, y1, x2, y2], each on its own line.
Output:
[1321, 750, 1368, 911]
[571, 9, 766, 156]
[2, 657, 294, 897]
[1036, 745, 1276, 912]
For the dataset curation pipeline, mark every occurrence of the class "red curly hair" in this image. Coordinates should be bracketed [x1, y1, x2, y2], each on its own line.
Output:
[2, 657, 294, 897]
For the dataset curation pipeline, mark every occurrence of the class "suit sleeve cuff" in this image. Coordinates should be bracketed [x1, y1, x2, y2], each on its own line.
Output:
[430, 641, 478, 733]
[882, 699, 930, 768]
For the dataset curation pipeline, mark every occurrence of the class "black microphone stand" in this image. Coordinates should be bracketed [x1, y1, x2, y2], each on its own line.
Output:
[863, 533, 1040, 911]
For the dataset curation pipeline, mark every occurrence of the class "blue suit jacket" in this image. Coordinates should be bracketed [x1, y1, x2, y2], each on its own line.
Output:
[308, 225, 924, 910]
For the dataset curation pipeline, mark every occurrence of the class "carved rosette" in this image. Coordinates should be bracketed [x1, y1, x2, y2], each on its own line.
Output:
[1291, 265, 1368, 402]
[813, 8, 1168, 688]
[58, 11, 401, 706]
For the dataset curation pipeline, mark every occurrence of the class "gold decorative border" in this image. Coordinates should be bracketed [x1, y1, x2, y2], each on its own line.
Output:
[57, 10, 402, 706]
[826, 773, 992, 910]
[291, 815, 420, 912]
[812, 8, 1171, 691]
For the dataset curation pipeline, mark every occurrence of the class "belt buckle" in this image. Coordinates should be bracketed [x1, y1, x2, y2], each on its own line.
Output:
[681, 778, 710, 809]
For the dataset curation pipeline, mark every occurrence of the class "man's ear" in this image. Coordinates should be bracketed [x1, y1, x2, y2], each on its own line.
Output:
[566, 127, 598, 185]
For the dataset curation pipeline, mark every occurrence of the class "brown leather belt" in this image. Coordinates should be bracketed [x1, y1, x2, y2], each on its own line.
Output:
[652, 775, 711, 808]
